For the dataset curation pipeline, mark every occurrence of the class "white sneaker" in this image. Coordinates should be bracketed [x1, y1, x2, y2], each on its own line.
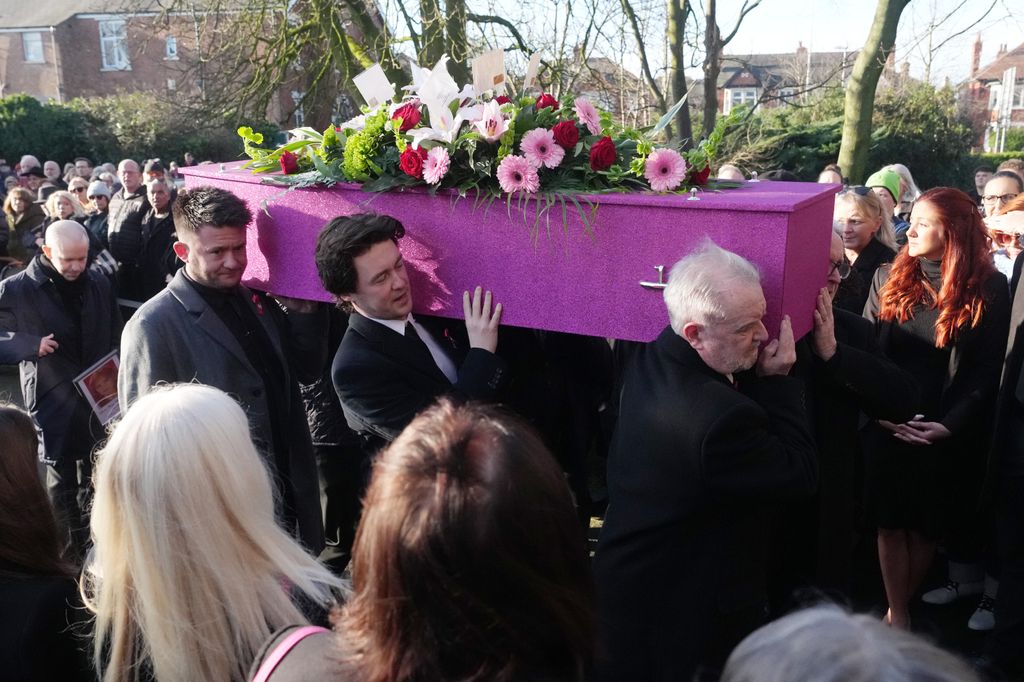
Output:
[968, 596, 996, 631]
[921, 579, 985, 605]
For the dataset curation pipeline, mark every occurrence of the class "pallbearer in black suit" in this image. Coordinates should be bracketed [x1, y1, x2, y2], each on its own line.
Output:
[592, 241, 817, 682]
[317, 213, 506, 450]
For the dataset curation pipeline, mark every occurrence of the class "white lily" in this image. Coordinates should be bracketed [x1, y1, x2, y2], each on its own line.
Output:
[472, 100, 509, 143]
[408, 55, 477, 147]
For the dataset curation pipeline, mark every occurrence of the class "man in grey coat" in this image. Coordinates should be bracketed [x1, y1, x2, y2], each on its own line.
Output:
[0, 220, 121, 557]
[118, 186, 326, 552]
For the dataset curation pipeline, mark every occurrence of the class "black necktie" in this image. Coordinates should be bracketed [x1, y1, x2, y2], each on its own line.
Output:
[405, 321, 433, 360]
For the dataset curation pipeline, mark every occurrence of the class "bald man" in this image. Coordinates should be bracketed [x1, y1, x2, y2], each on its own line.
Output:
[107, 159, 151, 311]
[0, 220, 122, 558]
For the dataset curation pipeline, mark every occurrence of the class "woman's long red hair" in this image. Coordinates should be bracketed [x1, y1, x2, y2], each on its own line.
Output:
[877, 187, 995, 348]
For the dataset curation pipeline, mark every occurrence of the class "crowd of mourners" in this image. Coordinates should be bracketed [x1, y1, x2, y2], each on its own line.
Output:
[1, 147, 1024, 682]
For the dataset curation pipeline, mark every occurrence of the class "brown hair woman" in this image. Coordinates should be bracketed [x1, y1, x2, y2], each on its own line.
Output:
[864, 187, 1010, 629]
[0, 403, 90, 680]
[249, 399, 597, 681]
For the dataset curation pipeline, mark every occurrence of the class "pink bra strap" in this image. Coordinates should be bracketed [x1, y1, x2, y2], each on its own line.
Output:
[251, 625, 329, 682]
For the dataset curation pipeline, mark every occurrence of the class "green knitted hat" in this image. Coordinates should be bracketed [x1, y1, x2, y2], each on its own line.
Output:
[865, 169, 901, 203]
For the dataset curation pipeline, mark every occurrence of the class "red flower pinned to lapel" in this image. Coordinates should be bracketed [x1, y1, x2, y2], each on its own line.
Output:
[251, 293, 264, 316]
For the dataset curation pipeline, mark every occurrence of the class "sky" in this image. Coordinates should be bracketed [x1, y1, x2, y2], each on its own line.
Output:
[712, 0, 1023, 85]
[381, 0, 1023, 88]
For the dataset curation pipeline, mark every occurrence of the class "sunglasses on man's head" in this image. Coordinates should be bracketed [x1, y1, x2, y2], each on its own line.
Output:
[839, 186, 871, 197]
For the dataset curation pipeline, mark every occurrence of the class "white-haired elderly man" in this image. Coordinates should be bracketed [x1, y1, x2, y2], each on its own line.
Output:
[593, 241, 817, 682]
[0, 220, 121, 559]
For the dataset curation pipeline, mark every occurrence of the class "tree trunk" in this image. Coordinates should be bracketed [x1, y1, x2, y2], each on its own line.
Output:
[667, 0, 693, 147]
[837, 0, 910, 183]
[419, 0, 445, 69]
[701, 0, 720, 138]
[445, 0, 471, 86]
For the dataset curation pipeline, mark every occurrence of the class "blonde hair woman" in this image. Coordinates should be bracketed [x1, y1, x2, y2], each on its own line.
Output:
[44, 190, 87, 224]
[82, 384, 342, 682]
[67, 177, 92, 213]
[833, 186, 899, 312]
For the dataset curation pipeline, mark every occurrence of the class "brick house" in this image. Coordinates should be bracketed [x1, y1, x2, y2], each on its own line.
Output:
[0, 0, 296, 123]
[716, 43, 861, 114]
[962, 36, 1024, 150]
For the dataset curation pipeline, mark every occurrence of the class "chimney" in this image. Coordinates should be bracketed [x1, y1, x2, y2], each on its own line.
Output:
[972, 33, 983, 75]
[900, 61, 909, 81]
[796, 41, 807, 59]
[997, 43, 1008, 59]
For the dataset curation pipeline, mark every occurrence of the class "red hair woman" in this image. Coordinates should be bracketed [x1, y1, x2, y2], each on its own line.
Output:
[864, 187, 1010, 629]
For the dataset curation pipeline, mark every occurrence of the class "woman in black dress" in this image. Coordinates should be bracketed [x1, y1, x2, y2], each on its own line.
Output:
[864, 187, 1010, 629]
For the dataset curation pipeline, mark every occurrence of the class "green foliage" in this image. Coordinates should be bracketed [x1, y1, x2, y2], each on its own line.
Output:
[1001, 128, 1024, 153]
[0, 95, 92, 163]
[869, 83, 973, 189]
[0, 92, 280, 166]
[717, 83, 976, 188]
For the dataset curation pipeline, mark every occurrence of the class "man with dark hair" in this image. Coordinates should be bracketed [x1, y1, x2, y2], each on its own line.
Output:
[971, 164, 995, 206]
[118, 185, 326, 551]
[0, 220, 121, 558]
[74, 157, 92, 179]
[316, 212, 505, 448]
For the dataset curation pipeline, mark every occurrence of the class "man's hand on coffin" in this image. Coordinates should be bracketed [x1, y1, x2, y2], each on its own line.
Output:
[811, 288, 837, 361]
[756, 315, 796, 377]
[464, 286, 502, 353]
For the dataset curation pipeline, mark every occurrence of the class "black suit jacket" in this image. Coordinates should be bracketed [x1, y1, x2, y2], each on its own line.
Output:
[332, 312, 507, 445]
[592, 326, 817, 681]
[0, 256, 121, 463]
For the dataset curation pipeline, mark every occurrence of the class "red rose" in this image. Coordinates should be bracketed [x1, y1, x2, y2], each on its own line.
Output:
[279, 150, 299, 174]
[495, 95, 511, 105]
[536, 93, 559, 111]
[551, 120, 580, 150]
[399, 146, 428, 178]
[690, 164, 711, 185]
[588, 136, 616, 171]
[392, 102, 422, 133]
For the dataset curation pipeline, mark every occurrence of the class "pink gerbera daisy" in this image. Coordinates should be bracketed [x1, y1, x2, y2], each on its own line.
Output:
[423, 146, 450, 185]
[644, 148, 689, 192]
[496, 155, 541, 194]
[520, 128, 565, 169]
[574, 97, 602, 135]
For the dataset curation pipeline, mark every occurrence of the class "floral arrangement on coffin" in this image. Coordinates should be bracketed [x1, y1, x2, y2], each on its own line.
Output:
[238, 55, 742, 203]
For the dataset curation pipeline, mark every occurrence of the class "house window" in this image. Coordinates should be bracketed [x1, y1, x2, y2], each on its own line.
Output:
[730, 88, 758, 107]
[167, 78, 177, 91]
[99, 20, 130, 70]
[22, 32, 43, 63]
[165, 35, 178, 60]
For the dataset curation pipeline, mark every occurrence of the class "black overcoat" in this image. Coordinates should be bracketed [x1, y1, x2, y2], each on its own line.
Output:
[0, 256, 121, 462]
[592, 326, 817, 681]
